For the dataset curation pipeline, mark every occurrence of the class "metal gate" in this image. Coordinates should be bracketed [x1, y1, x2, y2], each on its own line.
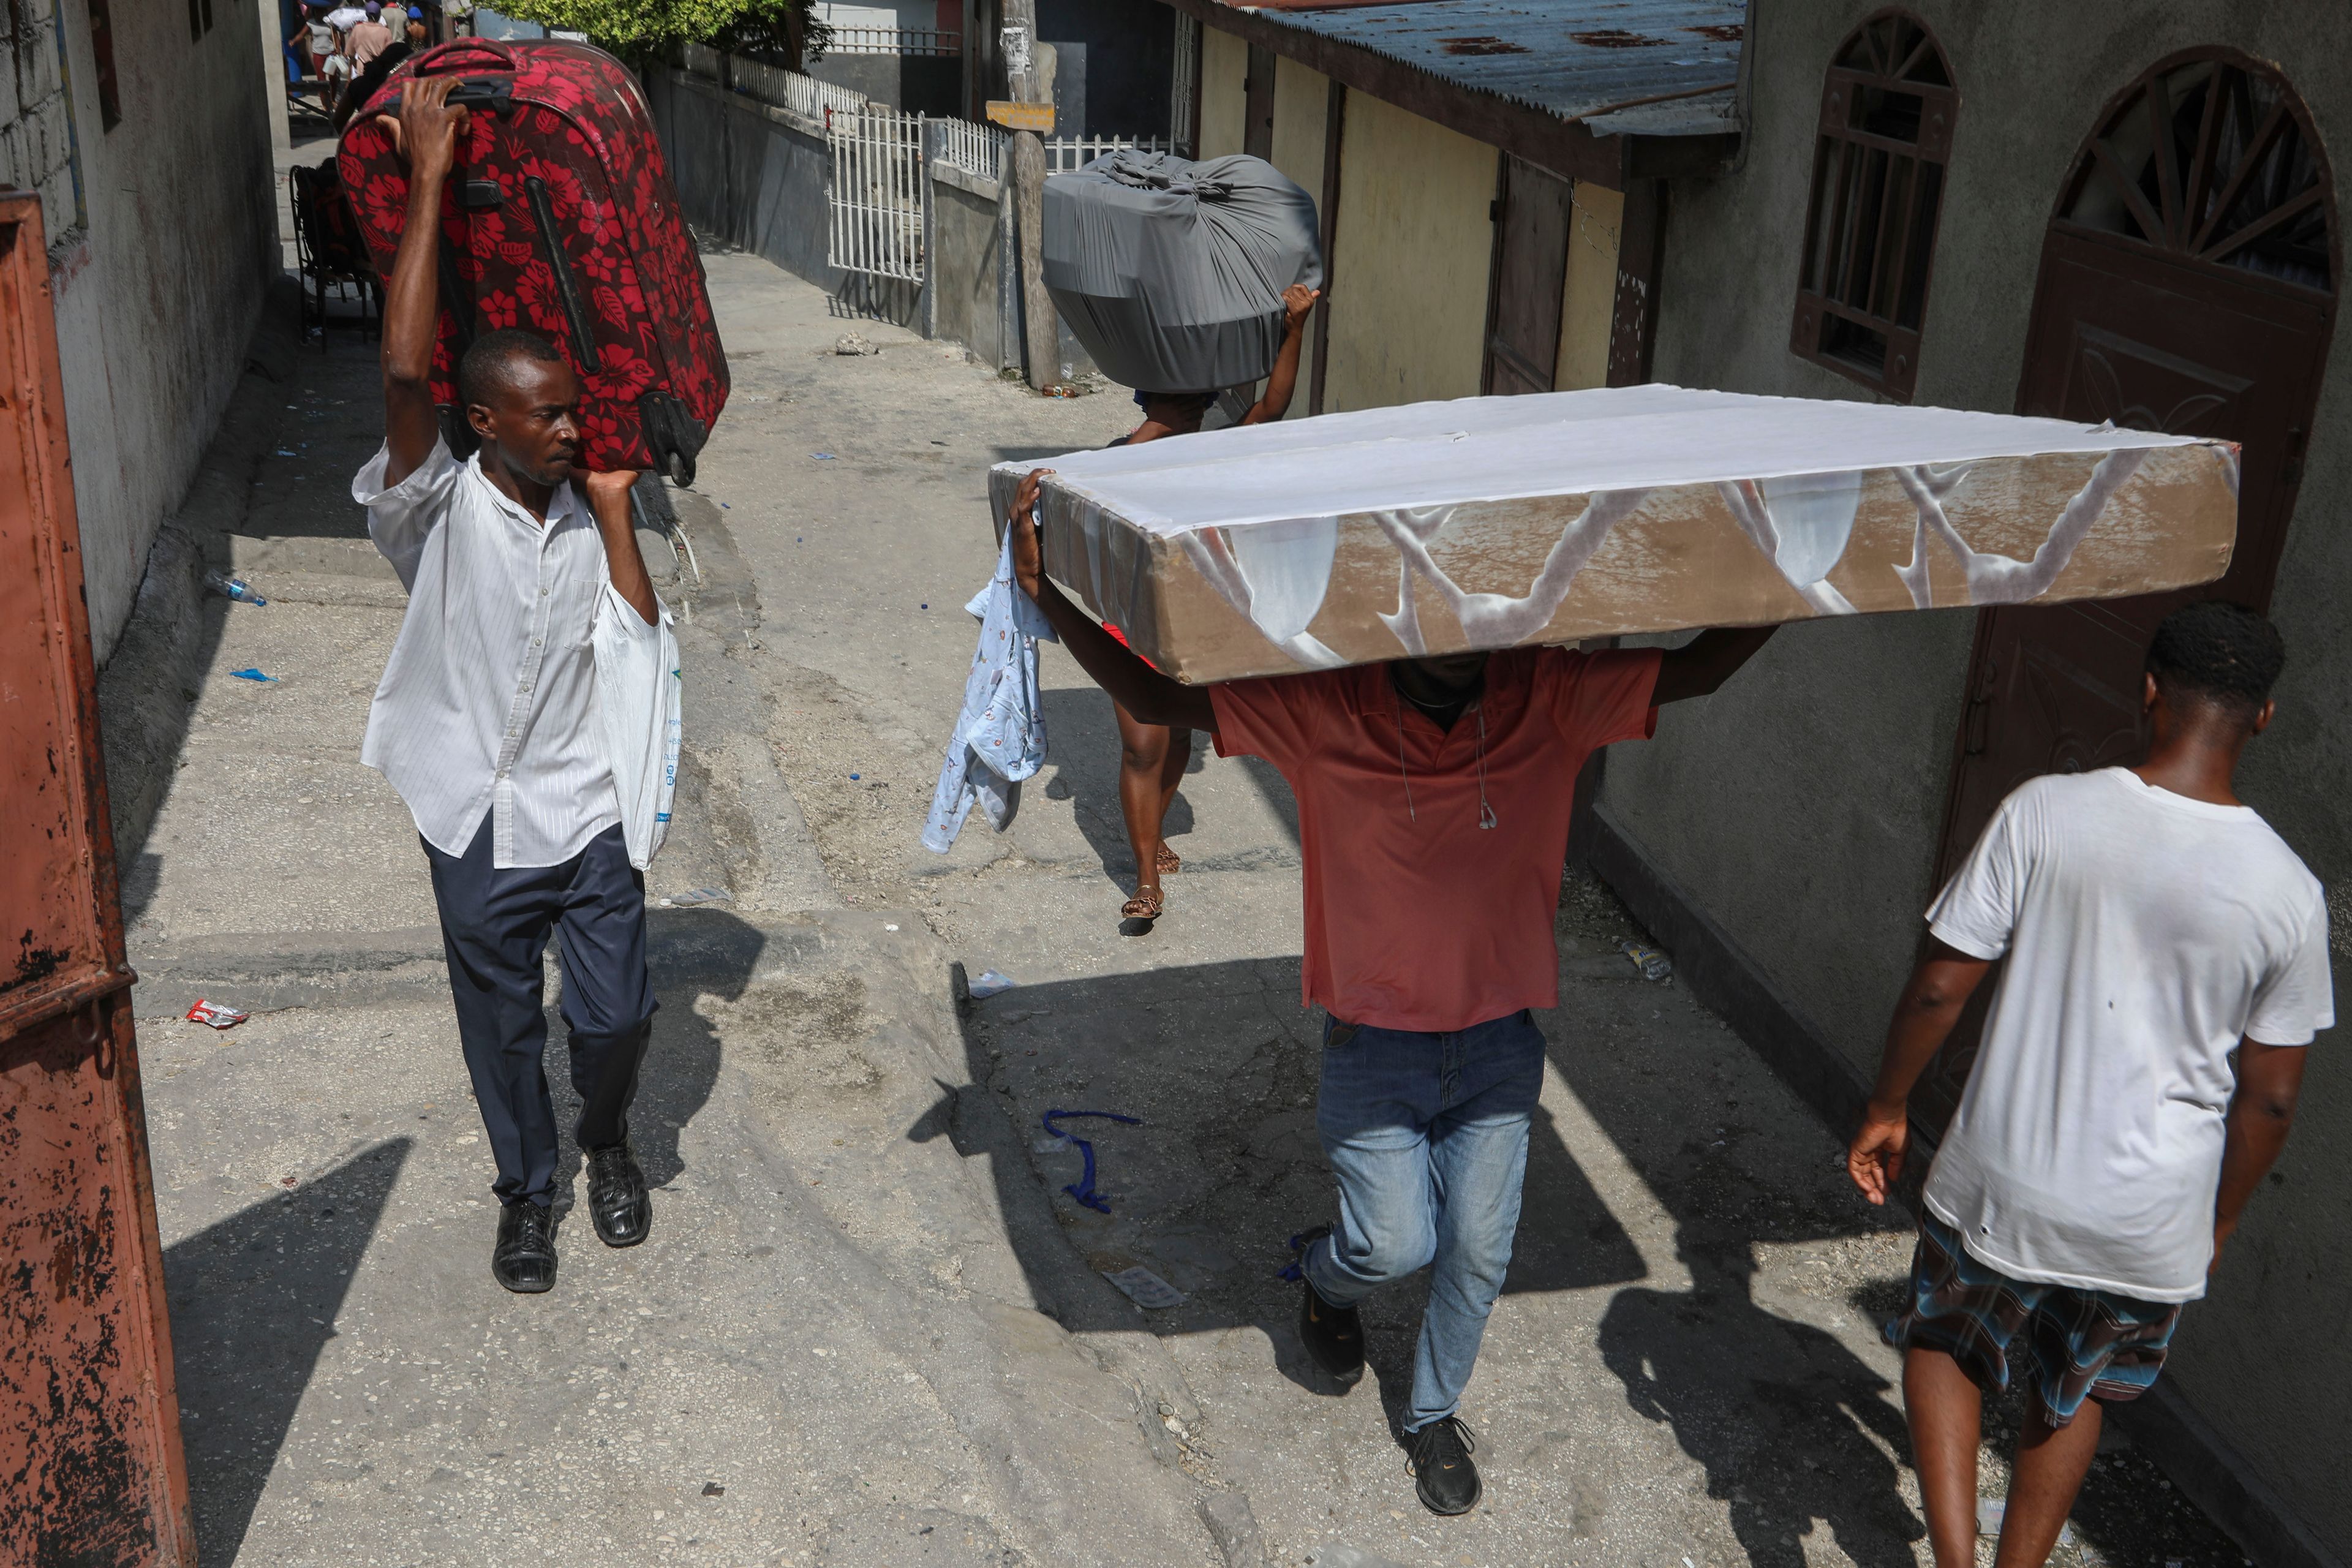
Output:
[828, 108, 926, 282]
[0, 192, 196, 1564]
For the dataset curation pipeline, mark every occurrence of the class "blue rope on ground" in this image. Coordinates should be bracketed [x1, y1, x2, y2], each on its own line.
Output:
[1041, 1108, 1142, 1213]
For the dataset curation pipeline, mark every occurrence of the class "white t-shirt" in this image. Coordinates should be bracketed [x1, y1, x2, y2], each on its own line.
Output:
[1923, 768, 2332, 1302]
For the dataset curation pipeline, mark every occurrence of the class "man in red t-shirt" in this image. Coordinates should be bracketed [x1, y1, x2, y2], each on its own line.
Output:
[1006, 471, 1776, 1514]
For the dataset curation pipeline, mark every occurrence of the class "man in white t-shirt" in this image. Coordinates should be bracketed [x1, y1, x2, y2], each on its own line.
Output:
[1847, 600, 2330, 1568]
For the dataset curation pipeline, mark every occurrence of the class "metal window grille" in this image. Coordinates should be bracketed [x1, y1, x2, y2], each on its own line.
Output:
[1044, 135, 1170, 174]
[1789, 10, 1958, 403]
[825, 25, 960, 56]
[829, 109, 927, 281]
[937, 118, 1006, 184]
[1170, 14, 1200, 156]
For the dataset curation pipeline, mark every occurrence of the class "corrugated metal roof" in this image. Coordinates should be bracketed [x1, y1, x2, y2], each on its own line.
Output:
[1237, 0, 1745, 137]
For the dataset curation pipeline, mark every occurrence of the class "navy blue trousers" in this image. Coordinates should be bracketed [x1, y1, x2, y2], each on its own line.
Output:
[424, 820, 657, 1208]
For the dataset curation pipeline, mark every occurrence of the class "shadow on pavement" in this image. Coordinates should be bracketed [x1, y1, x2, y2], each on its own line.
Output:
[165, 1137, 411, 1564]
[1537, 970, 1927, 1566]
[548, 908, 769, 1200]
[937, 955, 1646, 1426]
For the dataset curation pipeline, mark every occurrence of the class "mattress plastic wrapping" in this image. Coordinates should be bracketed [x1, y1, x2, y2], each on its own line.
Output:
[1042, 151, 1323, 394]
[986, 384, 2242, 684]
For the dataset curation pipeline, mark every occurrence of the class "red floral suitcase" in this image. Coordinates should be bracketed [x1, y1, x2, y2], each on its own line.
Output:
[337, 38, 726, 484]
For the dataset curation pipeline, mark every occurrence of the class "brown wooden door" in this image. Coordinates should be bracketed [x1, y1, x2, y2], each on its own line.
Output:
[1918, 51, 2337, 1130]
[1243, 42, 1276, 161]
[1482, 156, 1574, 396]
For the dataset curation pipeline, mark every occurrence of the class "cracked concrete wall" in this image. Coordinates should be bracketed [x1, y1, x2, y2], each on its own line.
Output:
[1611, 2, 2352, 1559]
[41, 0, 275, 663]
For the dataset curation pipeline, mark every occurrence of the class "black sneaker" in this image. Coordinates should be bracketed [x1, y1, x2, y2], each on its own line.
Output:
[585, 1140, 652, 1248]
[1291, 1226, 1365, 1384]
[492, 1201, 557, 1294]
[1408, 1415, 1481, 1515]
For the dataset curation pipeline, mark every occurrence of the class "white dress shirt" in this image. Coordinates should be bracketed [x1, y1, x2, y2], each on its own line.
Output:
[355, 437, 649, 869]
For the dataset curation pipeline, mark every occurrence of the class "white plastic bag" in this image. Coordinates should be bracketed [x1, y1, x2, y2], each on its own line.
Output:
[592, 581, 681, 870]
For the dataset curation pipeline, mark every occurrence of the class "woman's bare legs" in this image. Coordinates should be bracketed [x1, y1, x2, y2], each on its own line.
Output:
[1115, 700, 1190, 911]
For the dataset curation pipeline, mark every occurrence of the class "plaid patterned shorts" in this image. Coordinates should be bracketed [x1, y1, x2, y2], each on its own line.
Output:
[1882, 1211, 2184, 1427]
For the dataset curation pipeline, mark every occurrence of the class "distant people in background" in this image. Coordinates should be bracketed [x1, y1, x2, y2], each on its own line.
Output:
[320, 0, 368, 115]
[1098, 282, 1317, 926]
[345, 0, 393, 69]
[405, 6, 429, 47]
[349, 1, 396, 69]
[333, 39, 413, 131]
[289, 5, 332, 78]
[444, 0, 472, 37]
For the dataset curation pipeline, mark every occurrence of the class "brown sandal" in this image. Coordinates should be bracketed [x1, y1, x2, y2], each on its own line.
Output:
[1121, 885, 1164, 921]
[1156, 845, 1182, 875]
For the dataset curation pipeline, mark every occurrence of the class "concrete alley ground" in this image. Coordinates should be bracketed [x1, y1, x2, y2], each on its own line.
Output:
[111, 187, 2261, 1565]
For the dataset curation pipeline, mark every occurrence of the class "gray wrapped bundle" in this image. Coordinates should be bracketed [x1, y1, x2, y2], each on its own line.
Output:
[1043, 151, 1323, 394]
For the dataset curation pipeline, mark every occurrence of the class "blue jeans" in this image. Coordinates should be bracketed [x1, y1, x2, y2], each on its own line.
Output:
[1302, 1008, 1547, 1431]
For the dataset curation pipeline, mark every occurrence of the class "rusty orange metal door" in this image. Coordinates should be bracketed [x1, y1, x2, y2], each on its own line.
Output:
[0, 192, 197, 1565]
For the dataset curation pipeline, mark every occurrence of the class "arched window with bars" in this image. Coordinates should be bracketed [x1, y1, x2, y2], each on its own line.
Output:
[1789, 10, 1956, 401]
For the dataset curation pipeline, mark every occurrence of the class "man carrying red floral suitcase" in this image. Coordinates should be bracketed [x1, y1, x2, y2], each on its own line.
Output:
[1005, 469, 1778, 1514]
[357, 77, 666, 1294]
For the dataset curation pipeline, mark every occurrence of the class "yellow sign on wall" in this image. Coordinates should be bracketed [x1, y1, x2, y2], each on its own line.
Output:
[985, 100, 1056, 132]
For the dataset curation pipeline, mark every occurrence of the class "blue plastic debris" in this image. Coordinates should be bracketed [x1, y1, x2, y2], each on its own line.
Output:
[849, 772, 861, 780]
[968, 969, 1016, 999]
[230, 668, 279, 683]
[1042, 1109, 1143, 1214]
[811, 453, 837, 460]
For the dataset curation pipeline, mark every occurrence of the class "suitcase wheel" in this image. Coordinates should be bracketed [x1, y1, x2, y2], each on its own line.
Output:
[639, 392, 709, 490]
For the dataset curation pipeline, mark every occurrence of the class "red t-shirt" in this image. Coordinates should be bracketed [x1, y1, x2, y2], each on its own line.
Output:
[1211, 647, 1660, 1031]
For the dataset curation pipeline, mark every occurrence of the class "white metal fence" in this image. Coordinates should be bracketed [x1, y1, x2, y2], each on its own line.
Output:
[677, 45, 872, 121]
[936, 118, 1006, 184]
[829, 110, 926, 282]
[1044, 135, 1171, 173]
[824, 25, 959, 56]
[733, 55, 870, 119]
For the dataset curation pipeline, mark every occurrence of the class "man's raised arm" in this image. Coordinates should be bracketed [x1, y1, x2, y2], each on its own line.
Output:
[1653, 624, 1777, 704]
[379, 77, 466, 485]
[1007, 469, 1218, 732]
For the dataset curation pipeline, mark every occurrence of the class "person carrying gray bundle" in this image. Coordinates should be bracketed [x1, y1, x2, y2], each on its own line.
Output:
[1043, 149, 1325, 924]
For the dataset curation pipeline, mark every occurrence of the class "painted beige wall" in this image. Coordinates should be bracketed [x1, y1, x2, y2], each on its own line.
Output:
[1268, 57, 1330, 418]
[1268, 56, 1327, 194]
[1555, 182, 1621, 391]
[1198, 26, 1246, 160]
[1321, 93, 1494, 413]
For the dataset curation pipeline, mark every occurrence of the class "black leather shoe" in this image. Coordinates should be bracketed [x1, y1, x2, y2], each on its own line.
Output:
[492, 1202, 557, 1294]
[586, 1141, 652, 1248]
[1298, 1278, 1365, 1383]
[1408, 1415, 1482, 1515]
